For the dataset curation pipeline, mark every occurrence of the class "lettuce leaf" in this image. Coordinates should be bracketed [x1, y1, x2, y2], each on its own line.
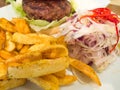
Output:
[6, 0, 67, 31]
[6, 0, 26, 17]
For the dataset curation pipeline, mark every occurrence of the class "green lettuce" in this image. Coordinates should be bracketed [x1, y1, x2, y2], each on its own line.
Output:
[6, 0, 67, 31]
[69, 0, 77, 11]
[6, 0, 26, 17]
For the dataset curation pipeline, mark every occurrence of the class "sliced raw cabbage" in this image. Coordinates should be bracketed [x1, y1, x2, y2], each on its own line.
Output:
[6, 0, 68, 31]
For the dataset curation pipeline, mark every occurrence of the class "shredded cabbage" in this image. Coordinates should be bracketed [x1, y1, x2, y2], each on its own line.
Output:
[54, 13, 120, 71]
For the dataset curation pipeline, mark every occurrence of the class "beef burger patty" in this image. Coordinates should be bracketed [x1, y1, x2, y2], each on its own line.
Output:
[22, 0, 72, 21]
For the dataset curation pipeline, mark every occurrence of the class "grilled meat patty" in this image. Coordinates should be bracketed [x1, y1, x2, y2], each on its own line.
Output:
[22, 0, 72, 21]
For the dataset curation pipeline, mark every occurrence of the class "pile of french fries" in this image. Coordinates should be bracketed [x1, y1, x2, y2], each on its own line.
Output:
[0, 18, 101, 90]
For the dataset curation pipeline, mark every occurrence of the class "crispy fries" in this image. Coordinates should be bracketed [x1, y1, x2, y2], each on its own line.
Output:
[0, 18, 101, 90]
[0, 79, 26, 90]
[0, 18, 16, 32]
[7, 57, 69, 78]
[4, 40, 16, 52]
[0, 28, 5, 50]
[0, 50, 15, 60]
[29, 76, 59, 90]
[11, 18, 31, 34]
[53, 70, 66, 78]
[70, 58, 101, 86]
[0, 62, 7, 78]
[29, 71, 76, 90]
[58, 75, 77, 86]
[12, 32, 53, 45]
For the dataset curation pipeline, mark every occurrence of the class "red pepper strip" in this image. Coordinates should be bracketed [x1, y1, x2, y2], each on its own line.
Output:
[109, 23, 119, 53]
[79, 8, 120, 52]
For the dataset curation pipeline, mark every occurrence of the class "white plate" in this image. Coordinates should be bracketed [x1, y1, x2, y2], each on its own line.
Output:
[0, 5, 120, 90]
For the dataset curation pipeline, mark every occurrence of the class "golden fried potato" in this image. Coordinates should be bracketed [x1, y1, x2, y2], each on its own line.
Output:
[0, 79, 26, 90]
[41, 74, 59, 86]
[0, 18, 16, 32]
[19, 45, 30, 53]
[29, 76, 59, 90]
[0, 57, 4, 62]
[4, 40, 16, 52]
[56, 36, 66, 46]
[12, 18, 31, 34]
[12, 32, 50, 44]
[58, 75, 77, 86]
[70, 58, 101, 86]
[27, 33, 56, 43]
[53, 70, 66, 78]
[0, 28, 6, 49]
[5, 32, 16, 52]
[7, 57, 69, 78]
[16, 43, 23, 51]
[28, 44, 48, 51]
[6, 32, 12, 41]
[0, 62, 7, 78]
[6, 50, 42, 64]
[41, 45, 68, 59]
[0, 50, 15, 60]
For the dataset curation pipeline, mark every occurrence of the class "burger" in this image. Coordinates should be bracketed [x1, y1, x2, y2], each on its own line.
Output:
[22, 0, 72, 22]
[6, 0, 74, 31]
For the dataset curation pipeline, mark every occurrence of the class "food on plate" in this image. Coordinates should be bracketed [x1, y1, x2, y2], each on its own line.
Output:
[29, 73, 76, 90]
[70, 58, 101, 86]
[0, 28, 5, 49]
[0, 78, 26, 90]
[12, 32, 56, 45]
[11, 18, 31, 34]
[22, 0, 72, 21]
[6, 0, 74, 31]
[8, 57, 69, 78]
[54, 8, 120, 72]
[0, 18, 101, 89]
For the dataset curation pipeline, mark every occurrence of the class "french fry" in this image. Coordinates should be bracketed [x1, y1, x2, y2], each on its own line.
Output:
[0, 57, 4, 62]
[0, 28, 6, 49]
[12, 18, 31, 34]
[28, 44, 48, 51]
[70, 58, 101, 86]
[41, 45, 68, 59]
[12, 32, 50, 44]
[53, 70, 66, 78]
[56, 36, 66, 46]
[16, 43, 23, 51]
[5, 32, 16, 52]
[4, 40, 16, 52]
[29, 77, 59, 90]
[6, 50, 42, 64]
[27, 33, 56, 43]
[0, 79, 26, 90]
[6, 32, 12, 41]
[28, 44, 68, 59]
[19, 45, 30, 53]
[41, 74, 59, 86]
[0, 50, 15, 60]
[0, 18, 16, 32]
[0, 62, 7, 78]
[58, 75, 77, 86]
[7, 57, 69, 78]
